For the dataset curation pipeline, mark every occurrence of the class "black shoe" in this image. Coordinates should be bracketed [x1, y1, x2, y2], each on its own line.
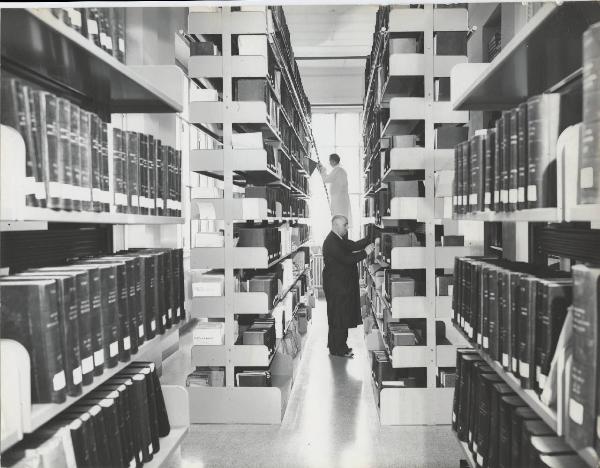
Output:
[331, 350, 354, 358]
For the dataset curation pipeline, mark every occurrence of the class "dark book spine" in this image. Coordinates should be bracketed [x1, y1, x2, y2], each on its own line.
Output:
[156, 253, 167, 334]
[90, 115, 101, 212]
[568, 265, 600, 450]
[498, 401, 512, 468]
[537, 282, 571, 393]
[480, 264, 489, 350]
[517, 103, 528, 209]
[172, 249, 181, 323]
[484, 128, 496, 211]
[508, 108, 519, 211]
[156, 140, 164, 216]
[57, 98, 72, 210]
[0, 282, 66, 403]
[145, 255, 158, 340]
[469, 135, 481, 213]
[518, 276, 537, 389]
[472, 263, 481, 347]
[79, 110, 92, 211]
[461, 141, 470, 215]
[100, 122, 109, 212]
[178, 249, 185, 319]
[494, 117, 504, 212]
[86, 268, 104, 376]
[499, 269, 511, 370]
[579, 120, 600, 205]
[140, 133, 149, 215]
[509, 272, 521, 374]
[75, 273, 94, 386]
[500, 111, 511, 212]
[124, 259, 139, 355]
[163, 146, 170, 215]
[98, 398, 126, 468]
[148, 135, 156, 216]
[116, 264, 132, 361]
[102, 266, 120, 367]
[488, 268, 500, 361]
[164, 251, 174, 328]
[116, 9, 126, 63]
[69, 103, 82, 211]
[526, 93, 560, 209]
[112, 128, 122, 212]
[176, 149, 182, 216]
[127, 131, 140, 214]
[26, 85, 46, 208]
[132, 257, 146, 347]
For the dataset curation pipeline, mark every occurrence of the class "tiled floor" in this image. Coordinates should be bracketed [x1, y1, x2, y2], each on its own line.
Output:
[162, 300, 462, 468]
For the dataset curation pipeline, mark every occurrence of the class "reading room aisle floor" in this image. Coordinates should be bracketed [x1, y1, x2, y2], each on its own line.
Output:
[162, 299, 462, 468]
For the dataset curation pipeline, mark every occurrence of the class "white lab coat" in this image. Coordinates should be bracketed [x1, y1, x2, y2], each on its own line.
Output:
[320, 165, 352, 223]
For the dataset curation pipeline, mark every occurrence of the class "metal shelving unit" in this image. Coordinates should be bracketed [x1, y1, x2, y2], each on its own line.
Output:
[186, 6, 314, 424]
[361, 5, 478, 426]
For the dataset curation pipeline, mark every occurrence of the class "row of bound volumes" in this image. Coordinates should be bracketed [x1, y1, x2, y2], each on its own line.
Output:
[0, 248, 184, 404]
[453, 93, 561, 214]
[244, 186, 309, 218]
[112, 128, 182, 217]
[1, 76, 182, 217]
[452, 256, 571, 395]
[452, 349, 586, 468]
[50, 7, 126, 63]
[2, 362, 171, 468]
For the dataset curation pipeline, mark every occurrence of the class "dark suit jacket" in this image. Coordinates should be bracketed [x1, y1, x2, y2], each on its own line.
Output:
[322, 231, 370, 329]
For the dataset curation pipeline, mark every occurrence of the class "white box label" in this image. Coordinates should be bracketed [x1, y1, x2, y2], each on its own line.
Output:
[73, 367, 82, 385]
[477, 333, 482, 345]
[87, 19, 98, 35]
[512, 357, 518, 371]
[528, 185, 537, 201]
[581, 167, 594, 189]
[483, 336, 489, 349]
[168, 308, 173, 318]
[518, 187, 525, 202]
[484, 192, 491, 205]
[469, 193, 478, 206]
[539, 373, 547, 389]
[477, 454, 484, 466]
[502, 354, 508, 368]
[519, 361, 529, 378]
[569, 399, 584, 425]
[119, 38, 125, 53]
[447, 285, 454, 296]
[453, 195, 458, 206]
[452, 412, 456, 423]
[138, 324, 145, 338]
[501, 190, 508, 203]
[110, 341, 119, 357]
[162, 315, 167, 325]
[494, 190, 499, 203]
[53, 371, 66, 391]
[94, 349, 104, 366]
[151, 320, 157, 331]
[82, 356, 94, 374]
[124, 336, 131, 351]
[509, 188, 518, 203]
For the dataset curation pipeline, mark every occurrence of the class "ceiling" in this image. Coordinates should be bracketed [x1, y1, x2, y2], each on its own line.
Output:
[283, 5, 378, 108]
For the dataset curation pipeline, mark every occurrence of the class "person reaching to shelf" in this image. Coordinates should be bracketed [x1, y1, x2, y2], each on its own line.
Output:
[322, 215, 374, 358]
[319, 153, 352, 225]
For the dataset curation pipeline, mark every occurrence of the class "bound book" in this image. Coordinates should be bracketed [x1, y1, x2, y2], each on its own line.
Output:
[526, 93, 561, 209]
[494, 116, 504, 212]
[469, 131, 486, 212]
[69, 103, 82, 211]
[474, 372, 503, 467]
[461, 140, 470, 215]
[508, 108, 519, 211]
[510, 406, 539, 468]
[126, 131, 140, 214]
[567, 265, 600, 450]
[498, 395, 527, 468]
[498, 268, 512, 370]
[487, 266, 500, 361]
[517, 275, 538, 389]
[11, 273, 82, 396]
[517, 103, 528, 209]
[79, 110, 92, 211]
[534, 279, 571, 395]
[0, 280, 67, 403]
[484, 128, 496, 211]
[488, 383, 515, 468]
[500, 110, 512, 211]
[520, 420, 554, 468]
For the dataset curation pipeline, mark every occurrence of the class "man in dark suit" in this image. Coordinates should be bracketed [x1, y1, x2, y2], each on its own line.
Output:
[322, 215, 374, 358]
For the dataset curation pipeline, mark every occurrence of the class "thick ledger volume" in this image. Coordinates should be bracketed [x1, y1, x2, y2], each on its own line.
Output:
[508, 108, 519, 211]
[469, 131, 486, 213]
[567, 265, 600, 450]
[581, 23, 600, 204]
[500, 110, 511, 211]
[526, 93, 560, 209]
[0, 280, 67, 403]
[517, 103, 528, 210]
[7, 273, 83, 397]
[461, 140, 470, 215]
[534, 279, 571, 395]
[494, 116, 504, 212]
[454, 142, 460, 214]
[517, 276, 537, 389]
[484, 128, 496, 211]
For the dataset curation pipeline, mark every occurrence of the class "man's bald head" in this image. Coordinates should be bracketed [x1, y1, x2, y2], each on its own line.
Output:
[331, 215, 348, 237]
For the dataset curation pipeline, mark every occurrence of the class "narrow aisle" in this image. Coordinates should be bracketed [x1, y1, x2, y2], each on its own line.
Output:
[166, 300, 461, 468]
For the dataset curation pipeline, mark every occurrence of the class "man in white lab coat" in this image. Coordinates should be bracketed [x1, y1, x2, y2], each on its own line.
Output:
[319, 153, 352, 224]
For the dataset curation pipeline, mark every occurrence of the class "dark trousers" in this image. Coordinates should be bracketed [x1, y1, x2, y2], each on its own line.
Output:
[328, 326, 348, 354]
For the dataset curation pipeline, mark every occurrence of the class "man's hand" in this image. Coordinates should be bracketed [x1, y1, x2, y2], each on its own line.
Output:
[364, 243, 375, 255]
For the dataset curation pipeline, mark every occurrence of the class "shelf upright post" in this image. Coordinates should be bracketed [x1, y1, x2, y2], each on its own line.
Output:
[424, 4, 437, 392]
[221, 7, 236, 389]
